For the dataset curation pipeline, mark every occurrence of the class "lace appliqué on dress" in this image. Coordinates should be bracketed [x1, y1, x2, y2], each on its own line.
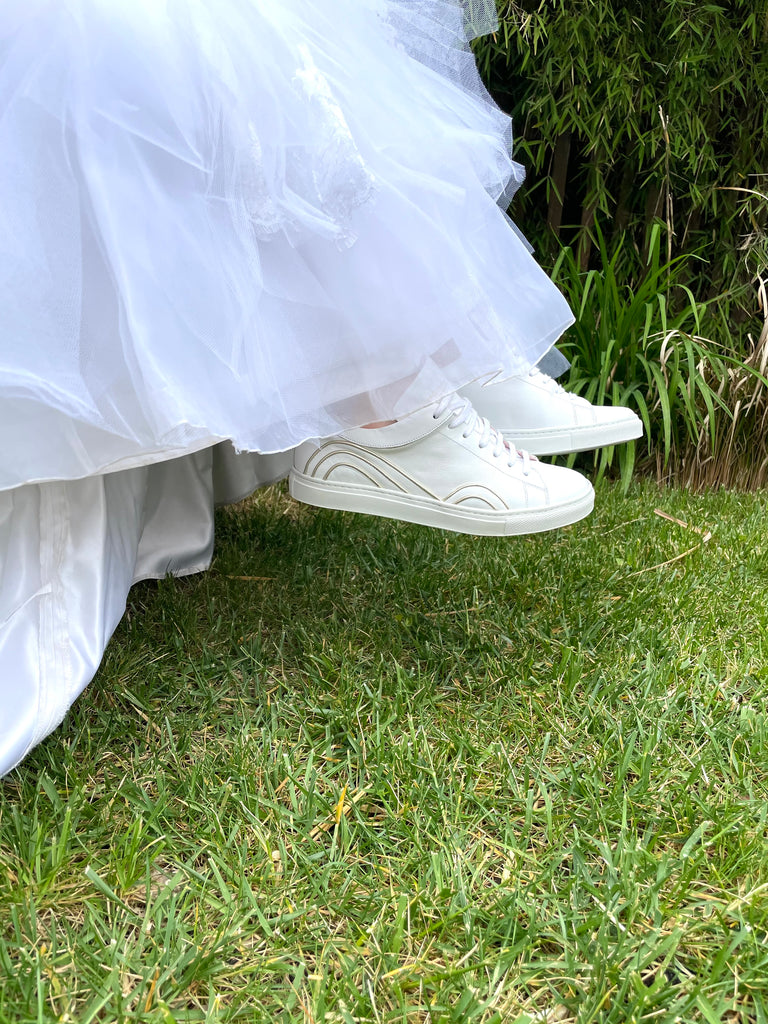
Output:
[240, 127, 285, 241]
[237, 45, 376, 248]
[293, 44, 376, 247]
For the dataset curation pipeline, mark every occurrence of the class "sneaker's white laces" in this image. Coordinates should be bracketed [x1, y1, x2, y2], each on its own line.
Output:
[433, 393, 531, 473]
[528, 365, 564, 394]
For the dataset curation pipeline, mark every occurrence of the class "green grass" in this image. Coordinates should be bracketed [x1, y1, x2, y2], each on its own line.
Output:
[2, 480, 768, 1023]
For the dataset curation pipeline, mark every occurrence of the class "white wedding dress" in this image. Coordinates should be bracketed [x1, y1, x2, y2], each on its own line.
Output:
[0, 0, 573, 774]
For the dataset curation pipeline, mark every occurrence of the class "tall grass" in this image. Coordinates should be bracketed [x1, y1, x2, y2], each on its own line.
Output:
[551, 225, 733, 487]
[681, 190, 768, 489]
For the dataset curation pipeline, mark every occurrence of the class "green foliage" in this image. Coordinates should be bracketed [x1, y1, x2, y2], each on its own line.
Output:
[551, 225, 732, 487]
[473, 5, 768, 486]
[474, 0, 768, 304]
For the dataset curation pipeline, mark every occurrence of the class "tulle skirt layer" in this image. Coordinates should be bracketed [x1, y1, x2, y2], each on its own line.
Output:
[0, 0, 573, 491]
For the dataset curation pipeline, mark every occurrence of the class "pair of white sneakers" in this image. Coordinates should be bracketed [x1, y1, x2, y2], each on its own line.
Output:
[289, 367, 643, 536]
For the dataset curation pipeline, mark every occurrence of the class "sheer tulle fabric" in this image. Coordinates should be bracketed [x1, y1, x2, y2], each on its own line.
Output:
[0, 0, 573, 491]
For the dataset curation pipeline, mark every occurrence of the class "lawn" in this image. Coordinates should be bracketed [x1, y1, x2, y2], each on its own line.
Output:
[2, 480, 767, 1023]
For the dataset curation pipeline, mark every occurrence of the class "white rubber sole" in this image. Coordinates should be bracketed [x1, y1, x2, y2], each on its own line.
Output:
[502, 415, 643, 456]
[289, 470, 595, 536]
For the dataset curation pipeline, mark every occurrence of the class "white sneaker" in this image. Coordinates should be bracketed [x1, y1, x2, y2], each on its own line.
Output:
[289, 394, 594, 536]
[461, 367, 643, 456]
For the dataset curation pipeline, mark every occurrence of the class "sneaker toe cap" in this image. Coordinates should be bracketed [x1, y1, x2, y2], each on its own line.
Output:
[525, 461, 594, 506]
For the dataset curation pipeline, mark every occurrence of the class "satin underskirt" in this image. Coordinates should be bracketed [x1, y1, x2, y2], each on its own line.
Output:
[0, 447, 292, 776]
